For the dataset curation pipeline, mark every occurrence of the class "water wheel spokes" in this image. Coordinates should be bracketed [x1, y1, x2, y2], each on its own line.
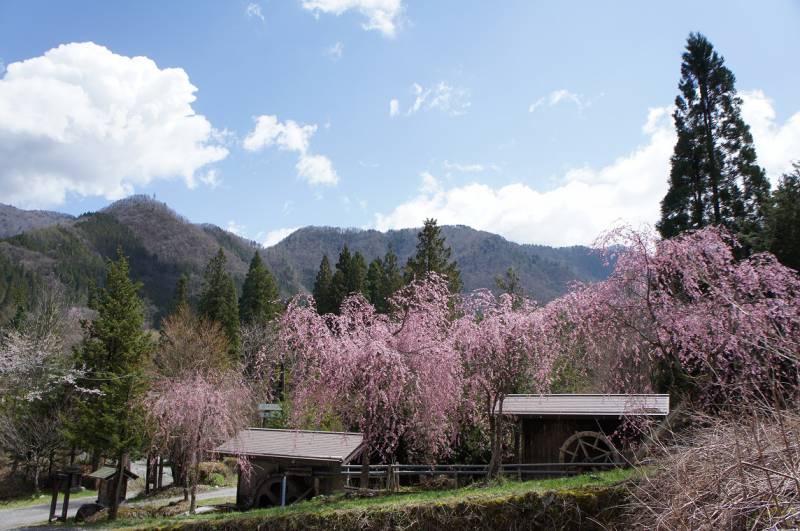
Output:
[255, 475, 310, 507]
[559, 430, 621, 469]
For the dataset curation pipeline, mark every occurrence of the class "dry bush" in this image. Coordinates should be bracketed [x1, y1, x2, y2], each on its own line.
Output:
[627, 409, 800, 530]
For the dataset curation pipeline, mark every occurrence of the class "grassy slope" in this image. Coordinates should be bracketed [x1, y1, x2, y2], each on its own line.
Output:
[94, 468, 636, 530]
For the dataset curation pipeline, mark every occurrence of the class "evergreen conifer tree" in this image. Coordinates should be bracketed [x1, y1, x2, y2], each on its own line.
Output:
[313, 254, 335, 315]
[366, 258, 385, 308]
[349, 251, 368, 296]
[71, 250, 152, 520]
[765, 162, 800, 271]
[198, 249, 240, 357]
[404, 218, 462, 292]
[330, 246, 352, 313]
[239, 251, 281, 324]
[380, 249, 404, 307]
[171, 273, 189, 314]
[365, 249, 405, 313]
[658, 33, 769, 243]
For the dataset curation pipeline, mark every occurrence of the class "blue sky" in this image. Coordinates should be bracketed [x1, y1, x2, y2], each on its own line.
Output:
[1, 0, 798, 246]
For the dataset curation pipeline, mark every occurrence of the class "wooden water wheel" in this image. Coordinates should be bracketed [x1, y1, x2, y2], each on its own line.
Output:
[254, 475, 312, 507]
[558, 430, 622, 469]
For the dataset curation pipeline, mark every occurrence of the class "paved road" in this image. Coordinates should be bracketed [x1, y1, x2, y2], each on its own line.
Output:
[0, 487, 237, 530]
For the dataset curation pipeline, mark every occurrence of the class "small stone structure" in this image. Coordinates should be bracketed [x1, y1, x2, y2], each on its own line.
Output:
[216, 428, 364, 509]
[497, 394, 670, 466]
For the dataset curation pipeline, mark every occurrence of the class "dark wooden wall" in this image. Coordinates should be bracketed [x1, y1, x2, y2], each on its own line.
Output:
[519, 416, 622, 463]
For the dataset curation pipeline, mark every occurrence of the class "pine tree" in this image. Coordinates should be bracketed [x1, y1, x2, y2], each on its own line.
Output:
[313, 254, 335, 315]
[172, 273, 189, 314]
[327, 247, 369, 313]
[404, 218, 462, 292]
[198, 249, 240, 357]
[366, 258, 385, 308]
[381, 248, 404, 300]
[658, 33, 769, 243]
[349, 252, 368, 296]
[366, 249, 405, 313]
[239, 251, 281, 325]
[71, 249, 152, 520]
[765, 162, 800, 271]
[331, 246, 352, 313]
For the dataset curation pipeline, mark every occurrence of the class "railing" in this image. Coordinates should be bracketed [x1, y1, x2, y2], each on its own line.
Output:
[342, 462, 620, 488]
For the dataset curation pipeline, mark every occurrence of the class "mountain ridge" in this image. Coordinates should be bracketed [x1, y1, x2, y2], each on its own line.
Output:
[0, 196, 611, 323]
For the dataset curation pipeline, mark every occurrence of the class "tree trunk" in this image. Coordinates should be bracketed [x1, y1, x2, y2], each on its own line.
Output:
[189, 453, 198, 514]
[488, 396, 503, 479]
[108, 453, 127, 521]
[182, 468, 189, 502]
[32, 457, 41, 493]
[700, 84, 721, 224]
[360, 450, 370, 490]
[91, 451, 102, 491]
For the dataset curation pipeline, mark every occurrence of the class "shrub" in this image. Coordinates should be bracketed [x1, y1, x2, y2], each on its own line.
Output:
[627, 410, 800, 530]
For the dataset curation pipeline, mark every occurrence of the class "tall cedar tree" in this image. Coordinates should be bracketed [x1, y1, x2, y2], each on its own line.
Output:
[366, 258, 384, 309]
[239, 251, 281, 324]
[72, 250, 151, 520]
[198, 249, 240, 357]
[313, 254, 335, 315]
[765, 162, 800, 271]
[366, 249, 405, 313]
[330, 246, 368, 313]
[658, 33, 769, 243]
[172, 273, 189, 313]
[404, 218, 462, 292]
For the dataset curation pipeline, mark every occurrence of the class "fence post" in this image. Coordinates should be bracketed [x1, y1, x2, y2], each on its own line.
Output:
[48, 477, 59, 522]
[280, 474, 287, 507]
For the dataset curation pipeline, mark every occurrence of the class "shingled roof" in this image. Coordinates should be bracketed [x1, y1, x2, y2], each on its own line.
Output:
[215, 428, 365, 463]
[496, 394, 670, 417]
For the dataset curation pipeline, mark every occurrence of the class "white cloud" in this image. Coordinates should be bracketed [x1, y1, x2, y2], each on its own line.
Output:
[405, 82, 470, 117]
[243, 115, 339, 186]
[296, 153, 339, 185]
[301, 0, 403, 38]
[246, 3, 265, 21]
[0, 42, 228, 207]
[199, 169, 221, 188]
[325, 41, 344, 61]
[226, 220, 246, 236]
[529, 89, 590, 113]
[389, 98, 400, 117]
[375, 105, 675, 246]
[243, 115, 315, 153]
[740, 90, 800, 182]
[376, 91, 800, 246]
[442, 160, 485, 173]
[263, 227, 300, 247]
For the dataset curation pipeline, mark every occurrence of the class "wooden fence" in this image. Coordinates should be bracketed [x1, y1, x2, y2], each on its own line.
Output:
[342, 462, 620, 489]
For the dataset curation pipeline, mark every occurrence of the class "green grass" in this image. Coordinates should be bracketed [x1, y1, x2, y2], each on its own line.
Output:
[89, 467, 638, 529]
[0, 489, 97, 509]
[195, 496, 235, 507]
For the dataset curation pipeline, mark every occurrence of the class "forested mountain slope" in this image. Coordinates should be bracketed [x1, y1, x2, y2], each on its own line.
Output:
[0, 196, 611, 323]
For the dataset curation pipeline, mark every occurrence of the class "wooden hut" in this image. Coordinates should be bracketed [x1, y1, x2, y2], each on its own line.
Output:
[216, 428, 364, 509]
[87, 466, 139, 506]
[498, 394, 669, 466]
